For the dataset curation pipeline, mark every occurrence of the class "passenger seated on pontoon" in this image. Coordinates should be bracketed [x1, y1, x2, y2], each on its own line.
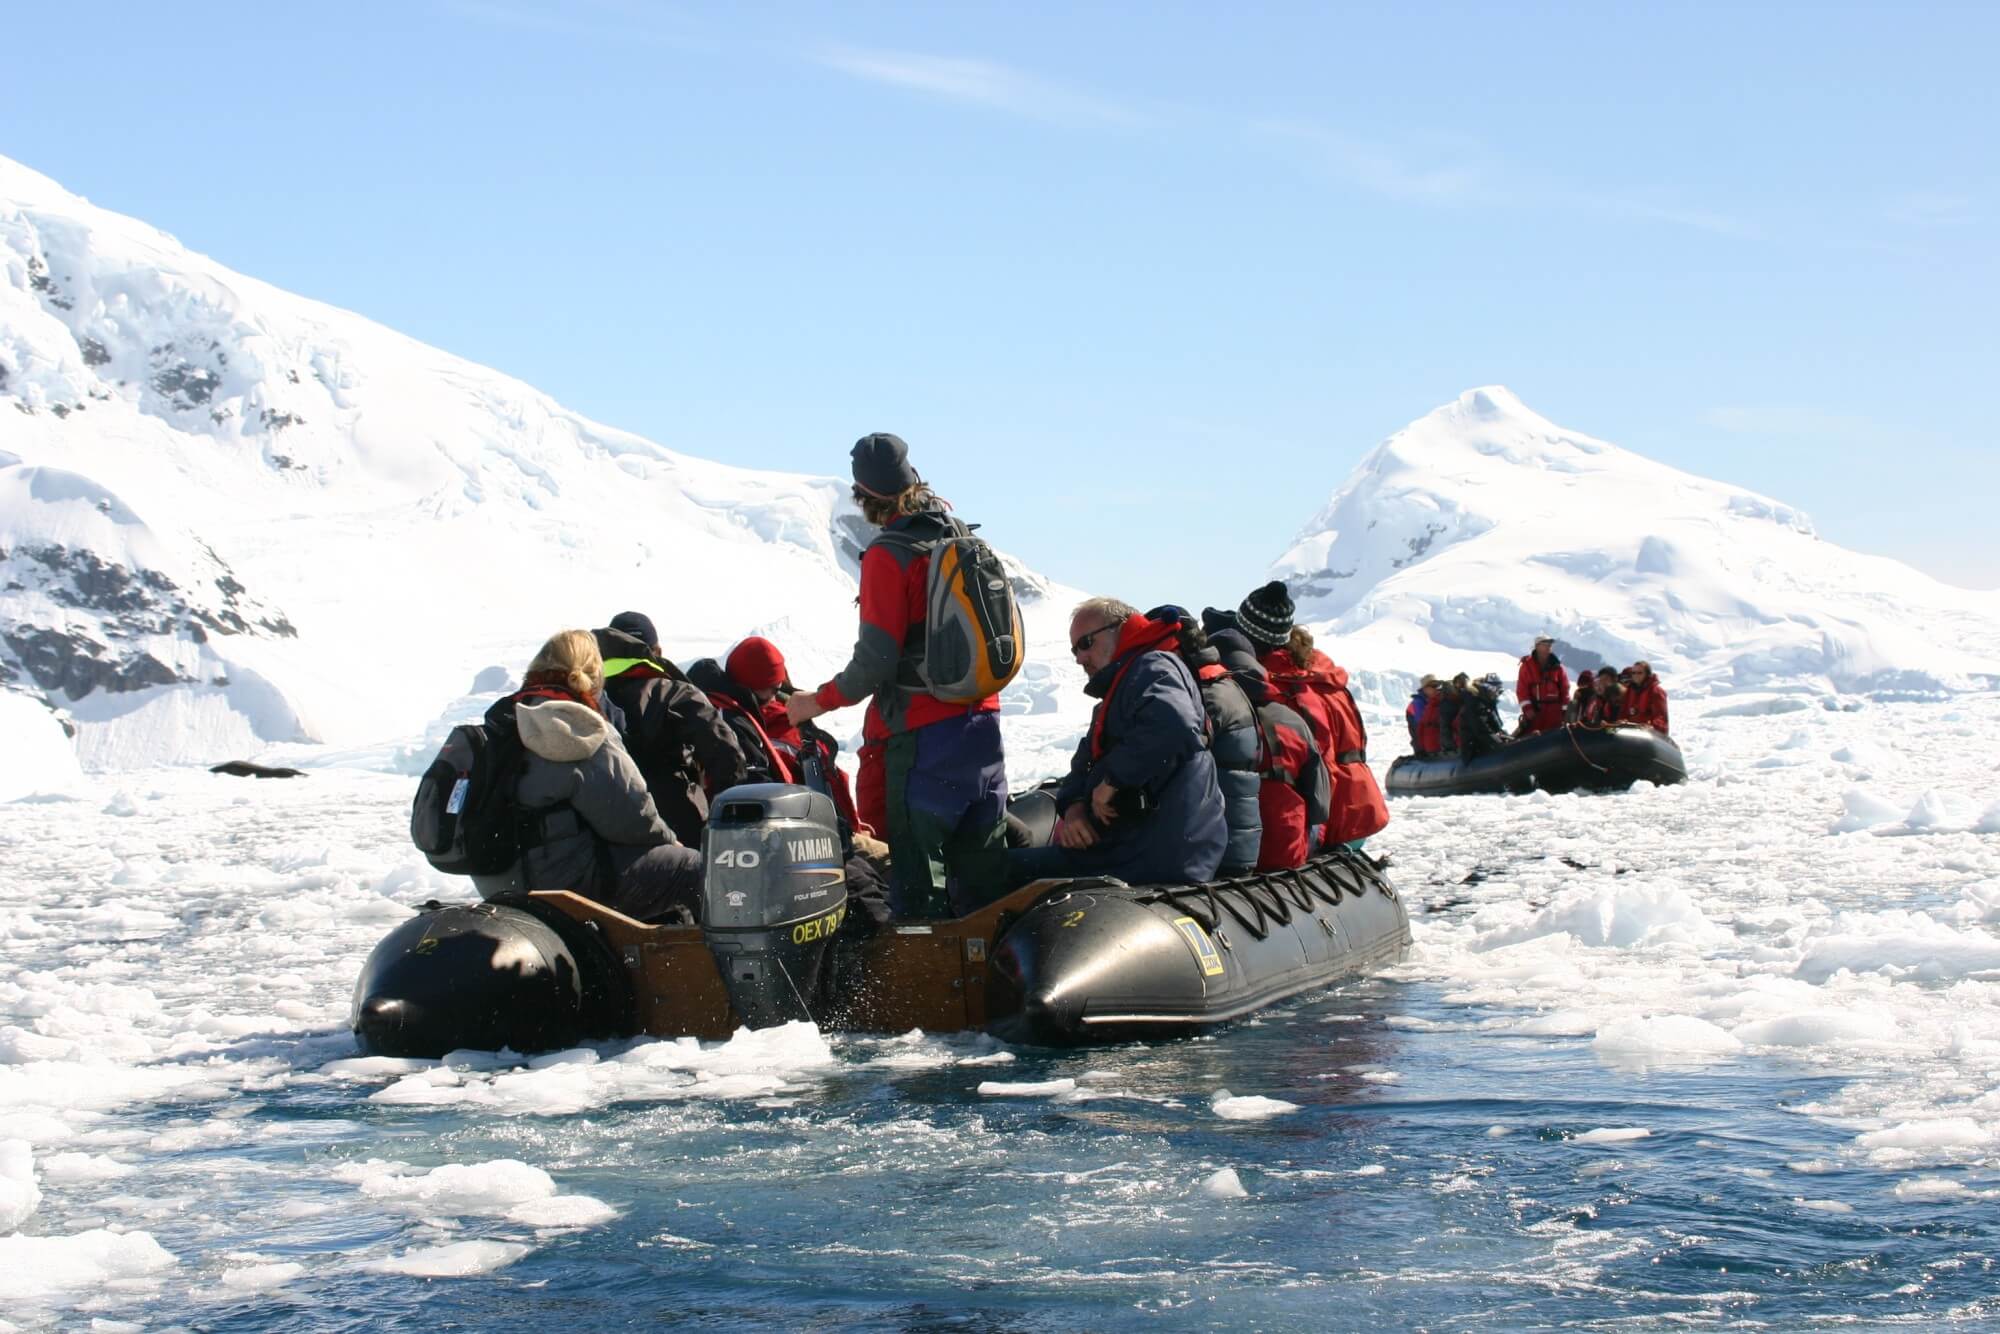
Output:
[1565, 671, 1597, 725]
[1618, 661, 1669, 735]
[1457, 675, 1510, 760]
[593, 612, 747, 847]
[1434, 674, 1470, 756]
[1004, 598, 1227, 890]
[1578, 673, 1624, 727]
[1203, 616, 1331, 872]
[471, 630, 703, 924]
[1406, 676, 1443, 758]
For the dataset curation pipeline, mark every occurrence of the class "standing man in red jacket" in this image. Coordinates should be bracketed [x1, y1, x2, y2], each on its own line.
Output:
[1515, 635, 1570, 737]
[1619, 660, 1670, 735]
[786, 434, 1009, 919]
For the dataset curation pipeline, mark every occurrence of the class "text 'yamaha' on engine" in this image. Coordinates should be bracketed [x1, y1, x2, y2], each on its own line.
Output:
[700, 783, 848, 1030]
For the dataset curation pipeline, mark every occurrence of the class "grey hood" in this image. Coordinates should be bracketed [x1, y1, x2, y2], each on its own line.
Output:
[516, 696, 610, 763]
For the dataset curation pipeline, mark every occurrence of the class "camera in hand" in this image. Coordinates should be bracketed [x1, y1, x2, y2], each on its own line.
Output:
[1108, 785, 1154, 822]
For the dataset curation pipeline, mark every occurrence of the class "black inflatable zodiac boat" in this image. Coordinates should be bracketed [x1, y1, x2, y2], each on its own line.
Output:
[1386, 723, 1686, 798]
[351, 784, 1412, 1055]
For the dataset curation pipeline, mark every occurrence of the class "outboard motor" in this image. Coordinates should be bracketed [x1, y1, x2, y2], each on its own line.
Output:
[702, 784, 848, 1029]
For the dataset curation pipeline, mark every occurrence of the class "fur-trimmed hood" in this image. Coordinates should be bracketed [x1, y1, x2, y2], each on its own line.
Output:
[515, 696, 611, 763]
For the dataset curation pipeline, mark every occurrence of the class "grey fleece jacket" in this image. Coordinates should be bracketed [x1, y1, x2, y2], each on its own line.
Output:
[471, 696, 676, 900]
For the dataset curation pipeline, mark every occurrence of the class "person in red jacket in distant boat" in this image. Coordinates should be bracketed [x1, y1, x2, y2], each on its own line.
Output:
[1578, 671, 1624, 727]
[1515, 635, 1570, 737]
[1619, 660, 1670, 735]
[785, 433, 1009, 919]
[1405, 675, 1444, 758]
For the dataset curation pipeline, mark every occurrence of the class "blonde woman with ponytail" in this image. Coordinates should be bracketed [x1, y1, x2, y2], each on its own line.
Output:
[470, 629, 705, 922]
[522, 629, 606, 709]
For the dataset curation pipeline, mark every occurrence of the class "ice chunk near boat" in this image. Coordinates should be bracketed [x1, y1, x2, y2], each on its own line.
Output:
[0, 1139, 40, 1230]
[1211, 1090, 1300, 1120]
[364, 1240, 532, 1277]
[1202, 1167, 1249, 1198]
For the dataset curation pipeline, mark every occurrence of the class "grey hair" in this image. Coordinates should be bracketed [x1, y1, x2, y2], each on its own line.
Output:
[1072, 596, 1139, 627]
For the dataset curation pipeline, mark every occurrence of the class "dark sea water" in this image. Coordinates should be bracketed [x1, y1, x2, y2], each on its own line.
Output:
[122, 972, 1995, 1332]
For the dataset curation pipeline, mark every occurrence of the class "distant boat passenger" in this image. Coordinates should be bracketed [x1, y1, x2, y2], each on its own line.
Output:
[1619, 660, 1670, 735]
[1516, 635, 1570, 736]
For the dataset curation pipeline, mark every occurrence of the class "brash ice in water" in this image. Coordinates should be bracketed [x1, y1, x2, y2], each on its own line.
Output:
[1, 694, 1996, 1328]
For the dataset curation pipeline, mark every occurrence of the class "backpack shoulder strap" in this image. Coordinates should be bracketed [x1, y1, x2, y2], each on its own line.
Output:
[870, 512, 961, 554]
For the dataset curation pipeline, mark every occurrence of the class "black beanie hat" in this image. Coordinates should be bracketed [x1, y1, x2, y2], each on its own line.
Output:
[850, 432, 922, 498]
[609, 610, 658, 650]
[1237, 580, 1295, 648]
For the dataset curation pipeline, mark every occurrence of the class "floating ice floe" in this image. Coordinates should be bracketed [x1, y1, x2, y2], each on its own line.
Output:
[1794, 911, 2000, 984]
[364, 1240, 531, 1278]
[1592, 1015, 1743, 1058]
[1854, 1117, 1996, 1166]
[214, 1261, 306, 1294]
[1892, 1177, 1966, 1201]
[1473, 883, 1727, 952]
[0, 1228, 177, 1301]
[1571, 1127, 1651, 1144]
[350, 1157, 614, 1230]
[976, 1078, 1076, 1097]
[357, 1022, 839, 1114]
[0, 1138, 40, 1230]
[1211, 1090, 1300, 1120]
[1201, 1168, 1249, 1198]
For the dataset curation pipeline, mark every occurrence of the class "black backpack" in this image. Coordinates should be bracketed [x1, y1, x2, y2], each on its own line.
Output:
[410, 717, 529, 876]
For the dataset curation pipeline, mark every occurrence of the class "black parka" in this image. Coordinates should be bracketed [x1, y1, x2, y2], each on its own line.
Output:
[594, 628, 748, 847]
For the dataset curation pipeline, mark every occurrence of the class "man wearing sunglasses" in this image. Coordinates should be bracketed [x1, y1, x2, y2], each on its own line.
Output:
[1618, 660, 1670, 735]
[1004, 598, 1228, 890]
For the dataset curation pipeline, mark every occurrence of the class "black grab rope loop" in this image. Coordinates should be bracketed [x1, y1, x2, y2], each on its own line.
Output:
[1278, 871, 1318, 915]
[1134, 844, 1405, 942]
[1155, 884, 1220, 936]
[1564, 723, 1616, 776]
[1295, 866, 1343, 911]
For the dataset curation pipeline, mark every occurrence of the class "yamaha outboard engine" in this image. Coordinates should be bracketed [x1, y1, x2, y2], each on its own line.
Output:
[702, 784, 848, 1029]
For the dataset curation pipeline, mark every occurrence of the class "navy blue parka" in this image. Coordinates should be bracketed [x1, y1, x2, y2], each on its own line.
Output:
[1051, 615, 1228, 886]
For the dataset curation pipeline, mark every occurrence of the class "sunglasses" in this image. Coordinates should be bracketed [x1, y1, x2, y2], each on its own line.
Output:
[1071, 623, 1118, 656]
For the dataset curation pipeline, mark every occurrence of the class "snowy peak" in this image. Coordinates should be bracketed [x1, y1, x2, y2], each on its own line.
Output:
[1276, 387, 1997, 697]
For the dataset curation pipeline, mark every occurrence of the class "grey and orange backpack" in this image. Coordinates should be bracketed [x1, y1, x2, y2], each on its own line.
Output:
[877, 516, 1025, 703]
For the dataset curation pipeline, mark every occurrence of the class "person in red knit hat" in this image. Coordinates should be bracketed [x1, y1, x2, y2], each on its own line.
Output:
[687, 635, 892, 928]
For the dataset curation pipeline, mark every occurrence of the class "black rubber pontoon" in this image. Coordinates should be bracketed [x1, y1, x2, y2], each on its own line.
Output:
[1386, 723, 1685, 798]
[986, 848, 1408, 1045]
[350, 895, 629, 1057]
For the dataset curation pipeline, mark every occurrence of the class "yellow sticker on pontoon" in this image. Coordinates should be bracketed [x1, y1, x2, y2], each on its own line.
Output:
[1172, 916, 1226, 977]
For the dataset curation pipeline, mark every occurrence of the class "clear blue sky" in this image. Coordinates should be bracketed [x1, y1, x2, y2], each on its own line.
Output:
[5, 2, 1995, 609]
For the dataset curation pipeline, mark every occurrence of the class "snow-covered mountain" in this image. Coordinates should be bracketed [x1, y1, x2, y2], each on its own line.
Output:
[1273, 387, 2000, 700]
[0, 155, 1076, 781]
